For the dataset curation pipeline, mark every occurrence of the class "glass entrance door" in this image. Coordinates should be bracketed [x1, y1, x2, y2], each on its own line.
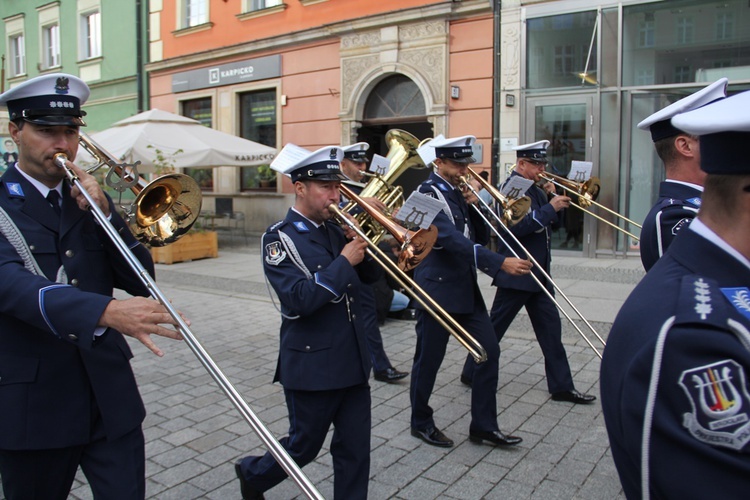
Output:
[525, 95, 596, 255]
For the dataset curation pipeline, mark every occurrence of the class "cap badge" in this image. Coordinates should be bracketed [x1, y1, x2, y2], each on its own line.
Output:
[330, 148, 337, 160]
[464, 138, 471, 146]
[55, 77, 70, 94]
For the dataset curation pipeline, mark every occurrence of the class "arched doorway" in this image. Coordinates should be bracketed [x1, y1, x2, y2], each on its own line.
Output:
[356, 74, 433, 196]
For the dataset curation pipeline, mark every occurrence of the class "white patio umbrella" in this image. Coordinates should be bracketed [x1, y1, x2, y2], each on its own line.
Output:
[76, 108, 276, 173]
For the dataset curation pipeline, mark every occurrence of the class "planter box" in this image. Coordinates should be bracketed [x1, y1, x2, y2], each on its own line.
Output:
[151, 231, 218, 265]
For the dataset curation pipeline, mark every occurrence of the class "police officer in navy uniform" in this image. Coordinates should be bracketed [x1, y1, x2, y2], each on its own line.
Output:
[339, 142, 408, 383]
[409, 135, 531, 448]
[235, 144, 378, 499]
[0, 74, 183, 499]
[637, 78, 728, 271]
[601, 89, 750, 498]
[461, 141, 596, 405]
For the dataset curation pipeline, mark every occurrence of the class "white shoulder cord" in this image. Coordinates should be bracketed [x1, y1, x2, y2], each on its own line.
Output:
[430, 185, 454, 224]
[261, 231, 303, 320]
[0, 206, 67, 283]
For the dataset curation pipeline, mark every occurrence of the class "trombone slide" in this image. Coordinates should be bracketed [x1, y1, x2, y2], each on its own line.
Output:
[53, 153, 324, 500]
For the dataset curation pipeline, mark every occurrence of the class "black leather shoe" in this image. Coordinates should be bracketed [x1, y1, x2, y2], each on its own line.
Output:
[235, 459, 265, 500]
[551, 389, 597, 404]
[469, 430, 523, 446]
[459, 374, 472, 387]
[411, 426, 454, 447]
[374, 367, 409, 382]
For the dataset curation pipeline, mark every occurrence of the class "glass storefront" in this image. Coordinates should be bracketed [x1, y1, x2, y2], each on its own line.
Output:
[239, 89, 277, 191]
[522, 0, 750, 256]
[181, 97, 214, 191]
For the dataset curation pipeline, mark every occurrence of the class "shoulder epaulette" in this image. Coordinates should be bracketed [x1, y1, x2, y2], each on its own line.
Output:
[266, 220, 287, 233]
[674, 274, 733, 329]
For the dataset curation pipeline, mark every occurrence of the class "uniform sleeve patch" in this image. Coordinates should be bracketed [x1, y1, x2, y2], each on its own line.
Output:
[264, 241, 287, 265]
[679, 359, 750, 451]
[685, 197, 702, 207]
[671, 217, 691, 236]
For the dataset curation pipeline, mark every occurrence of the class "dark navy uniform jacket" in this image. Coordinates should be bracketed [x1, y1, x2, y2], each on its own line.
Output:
[414, 172, 504, 313]
[0, 165, 153, 451]
[601, 221, 750, 499]
[640, 181, 701, 272]
[262, 208, 379, 391]
[493, 171, 560, 292]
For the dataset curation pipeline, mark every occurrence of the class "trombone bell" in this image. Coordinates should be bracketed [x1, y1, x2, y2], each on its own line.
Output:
[132, 174, 203, 246]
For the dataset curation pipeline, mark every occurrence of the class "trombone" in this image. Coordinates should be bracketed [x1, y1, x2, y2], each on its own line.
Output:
[466, 167, 531, 227]
[61, 137, 325, 500]
[332, 185, 488, 363]
[461, 170, 607, 359]
[539, 171, 641, 241]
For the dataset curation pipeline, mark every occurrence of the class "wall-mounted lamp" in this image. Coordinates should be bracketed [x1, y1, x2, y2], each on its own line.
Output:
[505, 94, 515, 107]
[451, 85, 460, 99]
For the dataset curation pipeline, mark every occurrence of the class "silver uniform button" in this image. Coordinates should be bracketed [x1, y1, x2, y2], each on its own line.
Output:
[305, 345, 311, 351]
[68, 334, 78, 341]
[352, 314, 357, 320]
[317, 265, 322, 269]
[29, 245, 36, 251]
[70, 279, 79, 287]
[65, 249, 74, 258]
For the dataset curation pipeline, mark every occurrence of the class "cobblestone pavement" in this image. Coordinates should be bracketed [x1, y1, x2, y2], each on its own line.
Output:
[52, 237, 644, 499]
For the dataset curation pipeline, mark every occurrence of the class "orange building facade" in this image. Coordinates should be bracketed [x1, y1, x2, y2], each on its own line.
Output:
[146, 0, 499, 233]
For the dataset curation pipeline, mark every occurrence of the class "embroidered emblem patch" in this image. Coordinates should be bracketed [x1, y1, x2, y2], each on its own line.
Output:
[264, 241, 286, 266]
[679, 359, 750, 450]
[5, 182, 24, 197]
[293, 221, 309, 233]
[685, 196, 702, 207]
[721, 287, 750, 321]
[671, 217, 691, 236]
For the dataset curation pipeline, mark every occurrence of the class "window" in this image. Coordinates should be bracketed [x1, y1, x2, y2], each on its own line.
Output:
[676, 16, 694, 45]
[185, 0, 208, 27]
[239, 90, 276, 191]
[526, 11, 597, 89]
[81, 11, 101, 59]
[9, 34, 26, 77]
[43, 24, 61, 69]
[637, 20, 654, 48]
[181, 98, 214, 191]
[674, 65, 691, 83]
[716, 13, 733, 41]
[250, 0, 283, 11]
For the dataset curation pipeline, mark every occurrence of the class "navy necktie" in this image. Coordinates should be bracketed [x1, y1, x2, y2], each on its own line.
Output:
[46, 190, 62, 216]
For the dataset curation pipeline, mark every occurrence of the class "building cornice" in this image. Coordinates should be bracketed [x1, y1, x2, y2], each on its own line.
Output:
[146, 0, 490, 74]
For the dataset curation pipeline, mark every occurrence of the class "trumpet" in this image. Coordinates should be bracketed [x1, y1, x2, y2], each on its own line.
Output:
[539, 171, 641, 241]
[460, 175, 607, 359]
[329, 189, 488, 363]
[62, 139, 324, 499]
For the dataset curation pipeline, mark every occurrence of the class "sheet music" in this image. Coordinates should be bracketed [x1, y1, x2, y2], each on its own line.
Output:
[568, 161, 593, 182]
[396, 191, 443, 229]
[500, 176, 534, 200]
[270, 143, 310, 173]
[369, 154, 390, 175]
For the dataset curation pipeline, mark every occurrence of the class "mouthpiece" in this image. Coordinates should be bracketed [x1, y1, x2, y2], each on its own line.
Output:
[53, 153, 68, 169]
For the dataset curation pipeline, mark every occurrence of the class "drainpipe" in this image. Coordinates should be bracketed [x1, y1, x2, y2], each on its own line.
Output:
[136, 0, 144, 112]
[491, 0, 501, 185]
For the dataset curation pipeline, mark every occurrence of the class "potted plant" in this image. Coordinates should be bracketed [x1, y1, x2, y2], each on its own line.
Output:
[256, 164, 276, 188]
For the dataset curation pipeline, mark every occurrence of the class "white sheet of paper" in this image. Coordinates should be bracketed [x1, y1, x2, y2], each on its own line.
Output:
[396, 191, 443, 229]
[270, 143, 310, 173]
[500, 176, 534, 200]
[369, 154, 390, 175]
[568, 161, 592, 182]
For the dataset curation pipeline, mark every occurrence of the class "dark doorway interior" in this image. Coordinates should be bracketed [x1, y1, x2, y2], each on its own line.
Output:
[357, 121, 433, 197]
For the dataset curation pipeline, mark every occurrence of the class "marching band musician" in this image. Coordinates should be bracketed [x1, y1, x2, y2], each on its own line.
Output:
[637, 78, 728, 271]
[461, 141, 596, 405]
[235, 144, 378, 499]
[601, 89, 750, 498]
[0, 74, 184, 499]
[339, 142, 409, 383]
[409, 135, 531, 448]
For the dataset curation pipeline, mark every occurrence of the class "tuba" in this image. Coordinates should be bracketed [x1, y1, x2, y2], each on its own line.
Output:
[341, 129, 428, 243]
